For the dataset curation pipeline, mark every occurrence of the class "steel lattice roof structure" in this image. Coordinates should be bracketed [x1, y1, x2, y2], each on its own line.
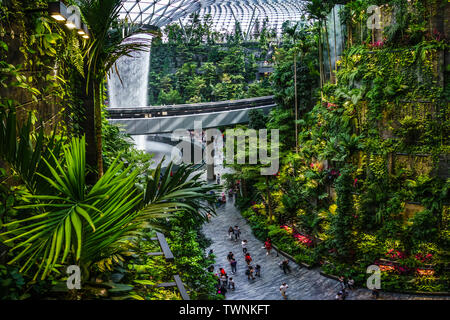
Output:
[118, 0, 306, 35]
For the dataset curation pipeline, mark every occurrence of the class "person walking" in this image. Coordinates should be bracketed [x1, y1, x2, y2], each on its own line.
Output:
[221, 191, 226, 203]
[371, 288, 380, 299]
[233, 225, 241, 241]
[244, 253, 252, 266]
[338, 276, 346, 290]
[216, 173, 221, 184]
[280, 259, 291, 274]
[220, 273, 228, 288]
[246, 265, 255, 280]
[264, 238, 272, 256]
[241, 239, 248, 254]
[227, 252, 234, 262]
[255, 264, 261, 277]
[230, 258, 237, 274]
[219, 283, 227, 296]
[228, 277, 235, 291]
[228, 188, 233, 200]
[348, 278, 355, 290]
[280, 282, 289, 300]
[228, 226, 234, 240]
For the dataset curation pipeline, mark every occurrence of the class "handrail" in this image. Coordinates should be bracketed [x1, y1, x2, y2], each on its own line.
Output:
[106, 96, 275, 118]
[147, 232, 190, 300]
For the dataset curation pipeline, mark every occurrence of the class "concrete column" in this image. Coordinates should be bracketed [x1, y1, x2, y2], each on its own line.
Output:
[206, 132, 215, 181]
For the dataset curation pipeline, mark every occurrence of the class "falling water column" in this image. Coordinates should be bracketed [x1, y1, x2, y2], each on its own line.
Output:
[107, 33, 152, 108]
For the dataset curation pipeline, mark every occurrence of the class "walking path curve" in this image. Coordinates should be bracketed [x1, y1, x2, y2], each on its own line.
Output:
[201, 195, 449, 300]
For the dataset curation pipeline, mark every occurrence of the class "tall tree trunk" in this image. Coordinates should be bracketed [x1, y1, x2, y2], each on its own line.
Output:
[265, 175, 273, 221]
[93, 80, 103, 179]
[324, 21, 333, 83]
[332, 7, 338, 80]
[318, 20, 324, 93]
[347, 21, 352, 49]
[360, 16, 363, 44]
[294, 52, 298, 154]
[83, 80, 97, 185]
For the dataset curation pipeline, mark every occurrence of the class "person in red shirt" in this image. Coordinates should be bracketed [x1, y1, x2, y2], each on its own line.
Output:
[264, 238, 272, 256]
[245, 253, 252, 265]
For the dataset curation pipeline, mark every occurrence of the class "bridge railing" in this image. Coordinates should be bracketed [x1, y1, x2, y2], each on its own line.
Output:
[106, 95, 275, 119]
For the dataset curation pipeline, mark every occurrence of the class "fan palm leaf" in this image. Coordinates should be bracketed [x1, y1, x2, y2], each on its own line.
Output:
[1, 137, 218, 280]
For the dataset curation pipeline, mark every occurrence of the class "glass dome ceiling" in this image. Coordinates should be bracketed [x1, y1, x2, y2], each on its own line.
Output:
[118, 0, 306, 35]
[118, 0, 217, 26]
[181, 0, 306, 36]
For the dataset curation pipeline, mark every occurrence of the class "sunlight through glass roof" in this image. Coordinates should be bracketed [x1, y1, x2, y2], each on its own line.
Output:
[119, 0, 306, 34]
[118, 0, 217, 26]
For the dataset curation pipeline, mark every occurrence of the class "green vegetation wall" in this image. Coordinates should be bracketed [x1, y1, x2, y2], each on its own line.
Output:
[147, 16, 275, 105]
[229, 0, 449, 293]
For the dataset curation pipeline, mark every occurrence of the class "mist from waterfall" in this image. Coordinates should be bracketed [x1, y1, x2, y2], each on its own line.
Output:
[107, 33, 153, 108]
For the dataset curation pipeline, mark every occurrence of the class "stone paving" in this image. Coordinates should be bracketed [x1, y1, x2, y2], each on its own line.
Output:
[201, 187, 449, 300]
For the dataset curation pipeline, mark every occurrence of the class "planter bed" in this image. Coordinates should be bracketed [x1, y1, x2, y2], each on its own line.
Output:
[272, 244, 313, 269]
[319, 271, 450, 297]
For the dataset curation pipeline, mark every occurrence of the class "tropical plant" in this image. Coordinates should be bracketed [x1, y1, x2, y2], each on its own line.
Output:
[0, 137, 217, 281]
[78, 0, 153, 179]
[0, 108, 62, 194]
[0, 136, 142, 280]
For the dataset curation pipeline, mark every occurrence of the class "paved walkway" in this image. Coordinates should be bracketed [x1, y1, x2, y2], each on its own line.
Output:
[201, 186, 449, 300]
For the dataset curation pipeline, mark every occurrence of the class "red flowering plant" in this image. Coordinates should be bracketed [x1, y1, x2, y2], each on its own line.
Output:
[310, 162, 324, 172]
[374, 259, 396, 273]
[293, 233, 314, 247]
[326, 169, 339, 182]
[426, 28, 445, 42]
[415, 253, 433, 264]
[368, 41, 384, 49]
[416, 268, 435, 277]
[280, 225, 314, 247]
[385, 249, 407, 260]
[394, 265, 411, 275]
[326, 102, 338, 111]
[281, 225, 294, 234]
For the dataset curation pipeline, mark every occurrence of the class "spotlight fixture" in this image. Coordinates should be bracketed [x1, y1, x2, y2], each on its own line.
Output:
[65, 21, 77, 29]
[47, 2, 90, 40]
[79, 23, 90, 39]
[48, 1, 67, 22]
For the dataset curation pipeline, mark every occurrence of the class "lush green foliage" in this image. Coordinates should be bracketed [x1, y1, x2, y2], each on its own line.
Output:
[148, 15, 273, 105]
[232, 0, 449, 294]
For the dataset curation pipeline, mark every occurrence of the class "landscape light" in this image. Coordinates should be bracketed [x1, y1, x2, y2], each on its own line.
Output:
[78, 23, 89, 37]
[48, 1, 67, 22]
[65, 21, 77, 29]
[80, 23, 90, 39]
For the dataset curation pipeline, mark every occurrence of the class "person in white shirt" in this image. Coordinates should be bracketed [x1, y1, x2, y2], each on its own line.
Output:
[280, 282, 289, 299]
[241, 239, 248, 254]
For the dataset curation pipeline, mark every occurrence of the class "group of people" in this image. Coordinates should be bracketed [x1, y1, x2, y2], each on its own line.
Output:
[227, 225, 241, 241]
[214, 267, 235, 295]
[335, 276, 356, 300]
[211, 174, 292, 299]
[211, 231, 292, 299]
[215, 186, 237, 207]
